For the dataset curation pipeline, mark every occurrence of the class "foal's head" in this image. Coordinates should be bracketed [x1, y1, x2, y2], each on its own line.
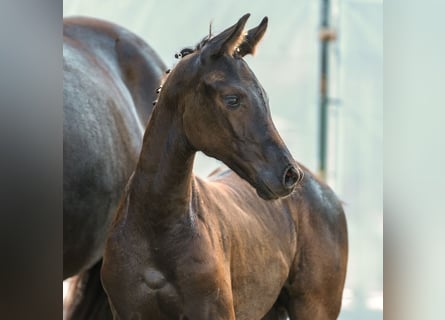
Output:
[162, 14, 303, 200]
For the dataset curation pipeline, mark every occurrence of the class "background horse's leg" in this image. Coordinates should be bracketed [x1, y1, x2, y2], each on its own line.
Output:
[64, 259, 112, 320]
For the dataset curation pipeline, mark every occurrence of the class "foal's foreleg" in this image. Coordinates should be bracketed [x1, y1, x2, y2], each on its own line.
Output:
[261, 305, 289, 320]
[286, 296, 337, 320]
[178, 262, 236, 320]
[181, 283, 236, 320]
[284, 265, 345, 320]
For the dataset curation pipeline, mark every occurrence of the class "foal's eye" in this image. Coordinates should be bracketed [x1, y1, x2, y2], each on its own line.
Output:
[223, 95, 240, 109]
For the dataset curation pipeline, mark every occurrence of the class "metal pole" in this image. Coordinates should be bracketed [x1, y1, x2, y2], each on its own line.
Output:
[318, 0, 332, 181]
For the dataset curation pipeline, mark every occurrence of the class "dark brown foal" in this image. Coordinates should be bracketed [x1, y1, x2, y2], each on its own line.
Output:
[102, 14, 347, 320]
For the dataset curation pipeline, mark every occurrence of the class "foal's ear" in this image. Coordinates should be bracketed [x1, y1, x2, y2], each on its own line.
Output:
[201, 13, 250, 59]
[237, 17, 268, 57]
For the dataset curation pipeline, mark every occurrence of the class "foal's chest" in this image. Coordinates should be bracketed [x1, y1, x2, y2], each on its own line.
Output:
[139, 266, 183, 317]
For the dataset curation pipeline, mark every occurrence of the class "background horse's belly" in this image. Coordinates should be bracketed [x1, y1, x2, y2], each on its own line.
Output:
[63, 44, 142, 277]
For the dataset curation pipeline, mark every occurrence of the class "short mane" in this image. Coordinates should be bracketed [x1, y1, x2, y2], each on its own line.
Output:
[153, 26, 248, 105]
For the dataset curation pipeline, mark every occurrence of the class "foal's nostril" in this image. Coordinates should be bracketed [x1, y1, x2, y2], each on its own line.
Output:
[283, 166, 299, 189]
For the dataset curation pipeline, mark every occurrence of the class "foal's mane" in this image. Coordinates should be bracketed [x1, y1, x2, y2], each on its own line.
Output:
[153, 24, 247, 105]
[176, 22, 213, 59]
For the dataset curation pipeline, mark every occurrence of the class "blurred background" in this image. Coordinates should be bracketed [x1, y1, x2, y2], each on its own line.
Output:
[63, 0, 382, 319]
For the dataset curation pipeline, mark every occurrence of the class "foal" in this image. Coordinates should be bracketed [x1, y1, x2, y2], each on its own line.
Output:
[102, 14, 348, 320]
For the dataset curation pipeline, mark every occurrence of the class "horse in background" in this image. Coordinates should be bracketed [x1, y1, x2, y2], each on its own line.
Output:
[63, 17, 166, 319]
[102, 14, 348, 320]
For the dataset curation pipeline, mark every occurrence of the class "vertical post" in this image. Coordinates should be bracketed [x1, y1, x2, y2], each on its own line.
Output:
[319, 0, 331, 181]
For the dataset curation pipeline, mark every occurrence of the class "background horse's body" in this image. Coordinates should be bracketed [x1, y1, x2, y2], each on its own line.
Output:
[102, 14, 347, 320]
[63, 17, 165, 318]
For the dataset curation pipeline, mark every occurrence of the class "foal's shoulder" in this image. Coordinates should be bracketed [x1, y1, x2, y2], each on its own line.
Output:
[195, 169, 255, 207]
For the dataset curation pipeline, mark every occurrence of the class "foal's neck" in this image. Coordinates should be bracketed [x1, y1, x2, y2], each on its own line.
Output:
[130, 97, 196, 226]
